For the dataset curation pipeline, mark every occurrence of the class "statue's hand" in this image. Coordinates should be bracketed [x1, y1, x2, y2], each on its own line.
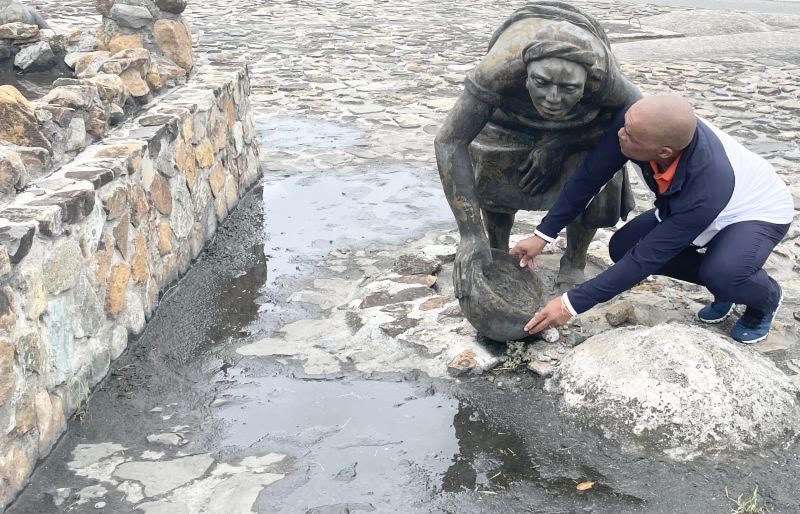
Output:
[453, 235, 492, 299]
[518, 145, 564, 196]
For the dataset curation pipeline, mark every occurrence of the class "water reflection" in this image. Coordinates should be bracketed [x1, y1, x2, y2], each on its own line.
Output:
[214, 375, 550, 511]
[441, 401, 539, 493]
[257, 117, 365, 149]
[261, 166, 452, 283]
[206, 241, 268, 345]
[0, 69, 71, 100]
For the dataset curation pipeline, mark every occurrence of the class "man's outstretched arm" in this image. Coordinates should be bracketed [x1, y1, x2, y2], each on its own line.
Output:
[534, 106, 631, 243]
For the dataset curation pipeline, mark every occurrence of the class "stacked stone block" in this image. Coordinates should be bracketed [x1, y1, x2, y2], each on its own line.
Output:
[95, 0, 194, 86]
[0, 39, 192, 206]
[0, 64, 261, 508]
[0, 0, 197, 208]
[0, 18, 77, 73]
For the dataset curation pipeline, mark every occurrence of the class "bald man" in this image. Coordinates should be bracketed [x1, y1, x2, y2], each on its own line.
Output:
[511, 94, 794, 343]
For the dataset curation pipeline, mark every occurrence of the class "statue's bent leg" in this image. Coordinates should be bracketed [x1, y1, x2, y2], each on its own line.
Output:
[558, 220, 596, 287]
[32, 11, 50, 30]
[482, 209, 515, 252]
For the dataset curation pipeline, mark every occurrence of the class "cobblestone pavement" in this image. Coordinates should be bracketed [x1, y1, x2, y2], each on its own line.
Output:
[174, 0, 800, 368]
[10, 0, 800, 512]
[183, 0, 800, 369]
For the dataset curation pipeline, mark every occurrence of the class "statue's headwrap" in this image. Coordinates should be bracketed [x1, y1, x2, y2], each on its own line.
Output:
[522, 40, 597, 70]
[521, 25, 604, 96]
[487, 1, 622, 106]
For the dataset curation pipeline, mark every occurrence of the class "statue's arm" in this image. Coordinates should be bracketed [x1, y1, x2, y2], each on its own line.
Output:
[32, 11, 50, 30]
[619, 75, 643, 103]
[434, 89, 494, 239]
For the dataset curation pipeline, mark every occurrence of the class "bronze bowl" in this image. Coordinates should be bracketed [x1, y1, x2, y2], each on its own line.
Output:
[458, 249, 546, 342]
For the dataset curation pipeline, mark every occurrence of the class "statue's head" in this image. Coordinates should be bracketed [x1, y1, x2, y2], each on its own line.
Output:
[522, 38, 600, 120]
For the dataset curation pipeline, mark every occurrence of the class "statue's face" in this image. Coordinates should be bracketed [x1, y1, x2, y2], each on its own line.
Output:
[526, 58, 588, 120]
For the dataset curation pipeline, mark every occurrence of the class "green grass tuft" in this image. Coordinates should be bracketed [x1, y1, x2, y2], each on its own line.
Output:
[726, 486, 768, 514]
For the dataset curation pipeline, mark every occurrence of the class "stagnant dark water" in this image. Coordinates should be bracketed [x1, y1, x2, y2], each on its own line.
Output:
[0, 68, 70, 100]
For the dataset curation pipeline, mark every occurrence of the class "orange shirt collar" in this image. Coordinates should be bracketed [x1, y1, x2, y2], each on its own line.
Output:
[649, 152, 682, 194]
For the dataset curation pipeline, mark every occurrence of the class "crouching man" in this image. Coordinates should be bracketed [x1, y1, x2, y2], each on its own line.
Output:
[512, 94, 794, 343]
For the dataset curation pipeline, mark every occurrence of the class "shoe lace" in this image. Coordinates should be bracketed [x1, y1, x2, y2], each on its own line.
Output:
[740, 307, 765, 328]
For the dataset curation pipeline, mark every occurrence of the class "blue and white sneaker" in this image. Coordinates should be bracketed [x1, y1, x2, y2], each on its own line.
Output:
[697, 300, 734, 323]
[730, 286, 783, 344]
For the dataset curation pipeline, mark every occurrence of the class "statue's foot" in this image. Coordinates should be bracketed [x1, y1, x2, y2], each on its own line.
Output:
[556, 264, 585, 289]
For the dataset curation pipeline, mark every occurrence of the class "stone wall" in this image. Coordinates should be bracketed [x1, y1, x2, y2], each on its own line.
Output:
[0, 42, 188, 205]
[96, 0, 193, 79]
[0, 0, 196, 207]
[0, 63, 261, 507]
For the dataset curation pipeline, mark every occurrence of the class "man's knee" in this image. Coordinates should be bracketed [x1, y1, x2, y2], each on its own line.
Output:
[698, 260, 746, 295]
[608, 211, 659, 263]
[608, 231, 631, 263]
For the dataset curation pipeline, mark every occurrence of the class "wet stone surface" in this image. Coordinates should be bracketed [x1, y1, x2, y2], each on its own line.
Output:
[8, 0, 800, 512]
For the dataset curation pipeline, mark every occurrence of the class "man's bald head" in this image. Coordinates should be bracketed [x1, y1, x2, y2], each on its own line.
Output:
[618, 94, 697, 163]
[630, 95, 696, 149]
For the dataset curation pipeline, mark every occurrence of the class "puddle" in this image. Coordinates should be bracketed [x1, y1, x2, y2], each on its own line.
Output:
[262, 166, 452, 281]
[215, 375, 647, 513]
[205, 242, 268, 346]
[0, 69, 71, 100]
[216, 376, 540, 512]
[218, 376, 459, 511]
[257, 116, 365, 149]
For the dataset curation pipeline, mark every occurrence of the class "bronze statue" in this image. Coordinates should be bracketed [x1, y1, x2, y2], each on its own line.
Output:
[0, 1, 50, 29]
[435, 2, 639, 315]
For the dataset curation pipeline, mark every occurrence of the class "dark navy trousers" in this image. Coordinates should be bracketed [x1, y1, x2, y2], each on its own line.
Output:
[609, 209, 790, 313]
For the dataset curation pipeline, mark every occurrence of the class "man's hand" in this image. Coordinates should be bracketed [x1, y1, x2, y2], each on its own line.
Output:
[524, 296, 573, 334]
[509, 235, 547, 270]
[453, 234, 492, 299]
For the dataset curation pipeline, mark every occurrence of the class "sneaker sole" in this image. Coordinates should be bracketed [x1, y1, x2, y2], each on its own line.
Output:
[697, 304, 734, 324]
[737, 333, 769, 344]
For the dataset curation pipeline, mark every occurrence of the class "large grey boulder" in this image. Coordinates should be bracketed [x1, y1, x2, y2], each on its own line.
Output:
[548, 323, 800, 460]
[109, 4, 153, 29]
[14, 40, 54, 71]
[155, 0, 186, 15]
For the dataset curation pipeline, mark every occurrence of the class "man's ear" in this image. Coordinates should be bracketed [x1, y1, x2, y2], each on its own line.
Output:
[657, 147, 675, 160]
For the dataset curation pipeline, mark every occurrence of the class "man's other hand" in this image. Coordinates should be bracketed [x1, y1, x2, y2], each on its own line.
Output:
[524, 296, 573, 334]
[509, 235, 547, 270]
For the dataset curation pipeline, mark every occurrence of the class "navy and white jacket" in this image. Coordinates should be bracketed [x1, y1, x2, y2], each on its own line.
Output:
[534, 106, 795, 315]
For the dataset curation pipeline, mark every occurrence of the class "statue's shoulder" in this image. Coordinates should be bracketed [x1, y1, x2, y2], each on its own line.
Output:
[471, 18, 549, 95]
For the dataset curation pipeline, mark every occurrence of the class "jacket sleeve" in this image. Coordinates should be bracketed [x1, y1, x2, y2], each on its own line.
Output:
[534, 106, 630, 242]
[565, 175, 723, 314]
